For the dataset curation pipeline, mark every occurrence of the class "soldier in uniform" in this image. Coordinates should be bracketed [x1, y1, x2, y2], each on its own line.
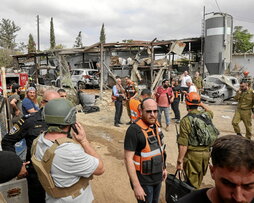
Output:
[192, 71, 203, 92]
[242, 71, 253, 88]
[232, 81, 254, 139]
[176, 92, 214, 189]
[125, 76, 139, 124]
[1, 90, 60, 203]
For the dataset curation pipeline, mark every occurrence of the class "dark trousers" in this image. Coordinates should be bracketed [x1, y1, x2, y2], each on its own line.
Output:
[137, 183, 162, 203]
[180, 87, 189, 102]
[114, 100, 123, 124]
[171, 99, 180, 120]
[27, 167, 45, 203]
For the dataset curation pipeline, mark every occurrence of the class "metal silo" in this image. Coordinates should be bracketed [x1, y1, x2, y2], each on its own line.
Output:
[204, 13, 233, 75]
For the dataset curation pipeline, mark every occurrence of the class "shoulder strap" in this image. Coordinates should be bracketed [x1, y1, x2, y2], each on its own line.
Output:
[42, 137, 75, 173]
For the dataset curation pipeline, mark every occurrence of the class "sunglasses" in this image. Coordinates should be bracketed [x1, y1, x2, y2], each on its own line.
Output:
[145, 110, 158, 114]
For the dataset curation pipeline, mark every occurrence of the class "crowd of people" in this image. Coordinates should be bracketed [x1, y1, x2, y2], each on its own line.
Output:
[0, 70, 254, 203]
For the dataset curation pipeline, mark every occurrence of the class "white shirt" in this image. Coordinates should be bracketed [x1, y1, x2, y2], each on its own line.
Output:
[35, 134, 99, 203]
[181, 75, 192, 87]
[189, 85, 198, 93]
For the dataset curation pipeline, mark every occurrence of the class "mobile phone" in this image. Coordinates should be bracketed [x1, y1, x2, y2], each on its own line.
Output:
[71, 124, 79, 134]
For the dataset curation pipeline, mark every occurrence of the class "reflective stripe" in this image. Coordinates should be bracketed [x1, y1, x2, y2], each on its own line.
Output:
[133, 160, 140, 165]
[131, 110, 138, 117]
[140, 145, 165, 158]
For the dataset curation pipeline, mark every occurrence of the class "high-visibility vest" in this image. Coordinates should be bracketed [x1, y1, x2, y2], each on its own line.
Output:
[133, 119, 165, 175]
[31, 137, 92, 199]
[129, 98, 141, 122]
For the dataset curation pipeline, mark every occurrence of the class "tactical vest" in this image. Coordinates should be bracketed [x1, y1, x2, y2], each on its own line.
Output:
[133, 119, 166, 175]
[187, 112, 219, 147]
[31, 136, 92, 199]
[129, 98, 141, 122]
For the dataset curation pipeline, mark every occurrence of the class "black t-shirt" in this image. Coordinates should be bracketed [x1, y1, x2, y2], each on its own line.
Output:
[177, 188, 210, 203]
[124, 123, 163, 185]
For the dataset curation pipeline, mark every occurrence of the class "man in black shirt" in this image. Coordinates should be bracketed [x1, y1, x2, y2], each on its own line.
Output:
[2, 90, 60, 203]
[124, 98, 167, 203]
[178, 135, 254, 203]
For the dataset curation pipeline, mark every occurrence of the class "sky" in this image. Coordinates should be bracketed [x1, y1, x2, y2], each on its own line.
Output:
[1, 0, 254, 51]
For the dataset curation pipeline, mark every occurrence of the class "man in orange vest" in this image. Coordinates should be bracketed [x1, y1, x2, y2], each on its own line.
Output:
[129, 89, 151, 122]
[125, 76, 139, 124]
[124, 98, 167, 203]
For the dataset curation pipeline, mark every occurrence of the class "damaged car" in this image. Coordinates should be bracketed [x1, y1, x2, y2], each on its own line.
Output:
[201, 75, 239, 103]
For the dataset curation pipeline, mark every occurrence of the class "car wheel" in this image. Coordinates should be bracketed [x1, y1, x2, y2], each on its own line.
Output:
[78, 81, 86, 90]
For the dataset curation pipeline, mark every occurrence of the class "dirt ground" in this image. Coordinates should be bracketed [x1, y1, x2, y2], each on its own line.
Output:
[76, 89, 250, 203]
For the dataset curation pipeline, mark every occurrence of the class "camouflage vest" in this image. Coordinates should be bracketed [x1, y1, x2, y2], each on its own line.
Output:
[187, 112, 219, 147]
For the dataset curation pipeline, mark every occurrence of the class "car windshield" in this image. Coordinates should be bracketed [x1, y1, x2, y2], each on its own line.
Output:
[206, 77, 224, 84]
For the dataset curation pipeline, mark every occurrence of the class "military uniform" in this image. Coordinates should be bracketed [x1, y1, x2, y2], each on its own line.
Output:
[177, 109, 213, 188]
[192, 76, 203, 90]
[232, 88, 254, 139]
[1, 109, 47, 203]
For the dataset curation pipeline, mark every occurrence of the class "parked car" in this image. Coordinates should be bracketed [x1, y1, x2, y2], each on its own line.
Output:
[71, 69, 99, 89]
[201, 75, 239, 103]
[54, 69, 99, 89]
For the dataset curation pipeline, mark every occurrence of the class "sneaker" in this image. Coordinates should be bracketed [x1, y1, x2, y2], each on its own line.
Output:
[114, 124, 120, 127]
[118, 121, 123, 124]
[175, 119, 180, 124]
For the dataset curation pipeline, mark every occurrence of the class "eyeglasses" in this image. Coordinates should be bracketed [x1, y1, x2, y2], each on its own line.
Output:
[60, 95, 67, 98]
[145, 110, 158, 114]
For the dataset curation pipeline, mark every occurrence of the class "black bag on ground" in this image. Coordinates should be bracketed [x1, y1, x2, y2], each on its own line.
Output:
[165, 170, 195, 203]
[83, 106, 100, 114]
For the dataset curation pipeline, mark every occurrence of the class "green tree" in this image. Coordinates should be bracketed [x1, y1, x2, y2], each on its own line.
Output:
[28, 34, 36, 53]
[18, 42, 27, 53]
[233, 26, 254, 53]
[0, 18, 21, 50]
[74, 31, 83, 48]
[100, 23, 106, 43]
[55, 44, 65, 49]
[0, 49, 16, 67]
[50, 17, 56, 49]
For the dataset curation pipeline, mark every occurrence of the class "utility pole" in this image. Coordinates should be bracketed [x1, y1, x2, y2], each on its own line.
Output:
[201, 6, 205, 78]
[37, 15, 40, 51]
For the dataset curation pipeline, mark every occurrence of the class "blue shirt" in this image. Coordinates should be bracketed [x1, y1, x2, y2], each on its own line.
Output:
[22, 98, 39, 115]
[113, 85, 120, 97]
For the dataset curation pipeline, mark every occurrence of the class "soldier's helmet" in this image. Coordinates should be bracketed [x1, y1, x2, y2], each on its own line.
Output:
[43, 98, 76, 126]
[186, 92, 201, 106]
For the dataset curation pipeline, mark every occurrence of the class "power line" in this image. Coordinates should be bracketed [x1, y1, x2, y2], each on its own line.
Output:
[214, 0, 221, 12]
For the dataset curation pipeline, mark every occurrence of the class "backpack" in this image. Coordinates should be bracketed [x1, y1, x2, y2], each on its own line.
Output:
[187, 113, 219, 147]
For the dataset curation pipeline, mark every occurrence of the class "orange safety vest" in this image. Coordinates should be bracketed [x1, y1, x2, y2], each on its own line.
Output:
[129, 98, 141, 122]
[133, 119, 166, 175]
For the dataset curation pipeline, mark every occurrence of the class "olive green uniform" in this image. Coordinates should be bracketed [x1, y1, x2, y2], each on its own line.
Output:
[232, 88, 254, 139]
[177, 109, 213, 189]
[192, 76, 203, 90]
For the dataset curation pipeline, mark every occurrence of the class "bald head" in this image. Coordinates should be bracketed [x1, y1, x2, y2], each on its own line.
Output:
[41, 90, 60, 106]
[140, 98, 158, 125]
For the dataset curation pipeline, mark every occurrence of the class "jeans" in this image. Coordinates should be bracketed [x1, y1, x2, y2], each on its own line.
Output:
[158, 106, 170, 125]
[171, 99, 180, 120]
[114, 100, 123, 124]
[137, 183, 162, 203]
